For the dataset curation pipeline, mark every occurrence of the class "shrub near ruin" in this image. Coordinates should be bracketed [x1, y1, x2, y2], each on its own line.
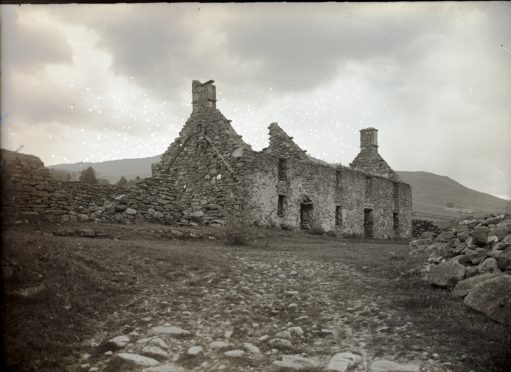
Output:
[224, 213, 256, 246]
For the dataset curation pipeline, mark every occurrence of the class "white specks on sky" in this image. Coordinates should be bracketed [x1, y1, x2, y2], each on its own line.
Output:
[1, 2, 510, 198]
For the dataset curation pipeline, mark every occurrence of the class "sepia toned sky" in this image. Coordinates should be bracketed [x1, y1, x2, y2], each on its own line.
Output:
[1, 2, 510, 199]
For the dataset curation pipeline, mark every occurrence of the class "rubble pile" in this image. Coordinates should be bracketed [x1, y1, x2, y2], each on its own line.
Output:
[409, 214, 511, 324]
[411, 219, 440, 238]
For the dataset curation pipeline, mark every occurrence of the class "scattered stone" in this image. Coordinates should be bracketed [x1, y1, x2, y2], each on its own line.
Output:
[108, 335, 130, 349]
[464, 275, 511, 324]
[288, 326, 304, 337]
[143, 363, 186, 372]
[497, 246, 511, 271]
[187, 346, 203, 356]
[210, 340, 229, 350]
[142, 346, 168, 360]
[224, 350, 245, 358]
[268, 338, 293, 350]
[427, 259, 466, 287]
[452, 273, 504, 298]
[113, 353, 159, 367]
[258, 335, 270, 343]
[273, 354, 320, 371]
[243, 342, 261, 354]
[275, 330, 292, 340]
[151, 325, 190, 337]
[148, 337, 169, 350]
[472, 226, 489, 246]
[327, 352, 362, 372]
[125, 208, 137, 215]
[370, 359, 420, 372]
[478, 257, 501, 274]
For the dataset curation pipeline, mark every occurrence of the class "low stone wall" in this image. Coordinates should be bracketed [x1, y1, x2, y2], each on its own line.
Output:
[412, 219, 440, 238]
[1, 150, 126, 224]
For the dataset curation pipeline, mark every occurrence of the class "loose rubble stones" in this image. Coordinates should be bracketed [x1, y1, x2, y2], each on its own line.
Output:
[411, 213, 511, 323]
[327, 352, 362, 372]
[464, 275, 511, 324]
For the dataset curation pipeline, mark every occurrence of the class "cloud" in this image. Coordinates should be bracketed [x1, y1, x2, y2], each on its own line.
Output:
[1, 2, 510, 198]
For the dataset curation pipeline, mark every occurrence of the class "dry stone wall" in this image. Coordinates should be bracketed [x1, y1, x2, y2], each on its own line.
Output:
[1, 150, 125, 224]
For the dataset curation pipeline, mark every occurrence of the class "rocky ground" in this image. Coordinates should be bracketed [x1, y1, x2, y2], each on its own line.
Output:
[410, 214, 511, 325]
[3, 223, 510, 372]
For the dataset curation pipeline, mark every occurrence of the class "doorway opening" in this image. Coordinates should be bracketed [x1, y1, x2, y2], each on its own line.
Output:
[300, 196, 314, 230]
[364, 208, 373, 239]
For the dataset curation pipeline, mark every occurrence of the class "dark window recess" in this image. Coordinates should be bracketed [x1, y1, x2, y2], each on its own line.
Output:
[277, 195, 286, 217]
[393, 182, 399, 200]
[336, 171, 342, 189]
[364, 208, 374, 239]
[393, 213, 399, 233]
[278, 158, 287, 180]
[335, 206, 342, 226]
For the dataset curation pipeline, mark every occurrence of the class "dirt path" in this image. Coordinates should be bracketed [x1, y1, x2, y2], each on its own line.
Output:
[4, 224, 509, 371]
[58, 229, 508, 372]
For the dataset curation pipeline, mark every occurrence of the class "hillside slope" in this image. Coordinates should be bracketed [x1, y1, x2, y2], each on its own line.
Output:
[396, 171, 510, 223]
[48, 157, 510, 223]
[49, 155, 161, 183]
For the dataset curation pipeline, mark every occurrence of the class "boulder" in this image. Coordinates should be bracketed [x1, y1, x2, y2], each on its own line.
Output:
[464, 275, 511, 324]
[427, 259, 466, 287]
[327, 352, 362, 372]
[107, 335, 130, 349]
[435, 230, 455, 242]
[424, 242, 451, 258]
[186, 346, 203, 356]
[112, 353, 159, 367]
[497, 246, 511, 271]
[452, 273, 504, 298]
[472, 226, 489, 246]
[478, 257, 501, 274]
[494, 224, 511, 240]
[273, 355, 320, 371]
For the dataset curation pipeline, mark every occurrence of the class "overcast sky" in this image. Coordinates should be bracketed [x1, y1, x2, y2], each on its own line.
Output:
[1, 2, 510, 199]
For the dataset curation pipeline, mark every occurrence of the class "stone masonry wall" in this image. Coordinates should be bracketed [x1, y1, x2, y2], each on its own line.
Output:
[1, 80, 413, 238]
[244, 123, 412, 238]
[1, 150, 126, 224]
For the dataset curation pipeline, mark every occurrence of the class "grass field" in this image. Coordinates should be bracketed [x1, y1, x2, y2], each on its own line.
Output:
[2, 222, 510, 371]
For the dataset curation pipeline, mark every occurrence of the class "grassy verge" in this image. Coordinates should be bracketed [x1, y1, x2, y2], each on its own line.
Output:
[1, 227, 230, 372]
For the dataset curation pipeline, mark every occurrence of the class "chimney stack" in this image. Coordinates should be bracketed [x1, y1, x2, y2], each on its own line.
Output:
[359, 128, 378, 153]
[192, 80, 217, 110]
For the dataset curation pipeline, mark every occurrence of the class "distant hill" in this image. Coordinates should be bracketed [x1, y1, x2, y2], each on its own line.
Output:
[396, 171, 511, 224]
[48, 156, 510, 224]
[49, 155, 161, 183]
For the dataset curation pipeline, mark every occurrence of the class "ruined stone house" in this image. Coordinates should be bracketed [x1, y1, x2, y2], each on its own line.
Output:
[1, 80, 412, 239]
[149, 80, 412, 238]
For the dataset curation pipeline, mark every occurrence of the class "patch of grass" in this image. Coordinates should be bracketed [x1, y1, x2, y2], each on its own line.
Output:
[2, 231, 136, 371]
[307, 225, 325, 235]
[224, 215, 256, 246]
[1, 227, 231, 372]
